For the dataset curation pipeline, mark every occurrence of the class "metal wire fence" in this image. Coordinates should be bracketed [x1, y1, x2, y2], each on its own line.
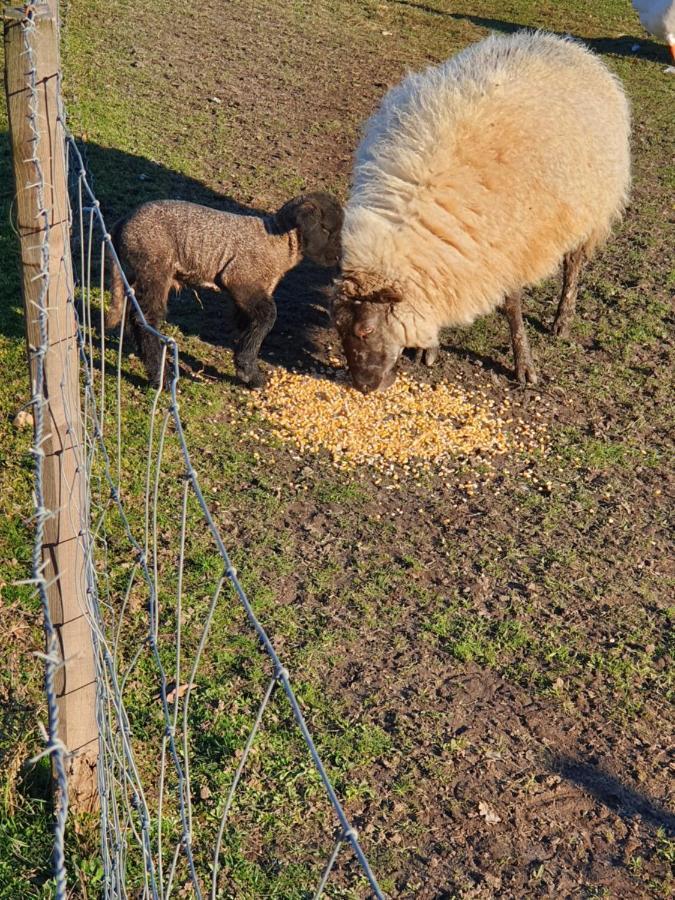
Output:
[14, 4, 384, 897]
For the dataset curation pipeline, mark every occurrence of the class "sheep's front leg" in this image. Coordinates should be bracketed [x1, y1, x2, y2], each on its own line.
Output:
[552, 246, 584, 338]
[413, 346, 440, 366]
[233, 292, 277, 388]
[504, 290, 538, 385]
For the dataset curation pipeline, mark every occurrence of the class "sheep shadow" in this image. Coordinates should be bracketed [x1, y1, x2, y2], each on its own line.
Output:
[164, 258, 337, 380]
[66, 142, 335, 386]
[552, 753, 675, 837]
[443, 345, 514, 382]
[393, 2, 670, 64]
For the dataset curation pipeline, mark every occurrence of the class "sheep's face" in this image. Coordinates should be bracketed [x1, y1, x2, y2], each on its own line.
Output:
[279, 193, 343, 267]
[332, 279, 405, 393]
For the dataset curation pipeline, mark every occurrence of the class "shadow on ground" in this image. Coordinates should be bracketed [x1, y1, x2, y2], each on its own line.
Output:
[83, 142, 336, 383]
[394, 2, 670, 64]
[554, 755, 675, 836]
[1, 137, 335, 382]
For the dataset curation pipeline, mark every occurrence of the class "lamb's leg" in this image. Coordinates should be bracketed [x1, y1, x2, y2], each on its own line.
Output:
[553, 246, 584, 338]
[233, 293, 277, 388]
[129, 277, 172, 389]
[504, 290, 538, 385]
[234, 307, 249, 333]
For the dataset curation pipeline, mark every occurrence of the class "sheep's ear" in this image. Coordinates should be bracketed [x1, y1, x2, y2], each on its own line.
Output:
[368, 285, 402, 305]
[337, 278, 401, 305]
[329, 281, 351, 325]
[339, 276, 360, 299]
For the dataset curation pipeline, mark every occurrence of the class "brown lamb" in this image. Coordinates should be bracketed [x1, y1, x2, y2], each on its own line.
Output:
[106, 193, 343, 388]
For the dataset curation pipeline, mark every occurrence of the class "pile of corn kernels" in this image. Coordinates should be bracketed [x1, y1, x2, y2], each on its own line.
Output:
[246, 366, 549, 483]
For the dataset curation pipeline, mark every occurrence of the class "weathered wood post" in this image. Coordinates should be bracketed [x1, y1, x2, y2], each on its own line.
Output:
[3, 0, 98, 811]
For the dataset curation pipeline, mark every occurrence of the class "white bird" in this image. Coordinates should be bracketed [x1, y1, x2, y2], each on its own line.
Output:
[632, 0, 675, 64]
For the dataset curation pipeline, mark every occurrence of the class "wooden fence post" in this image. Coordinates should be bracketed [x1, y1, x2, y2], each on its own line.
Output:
[3, 0, 99, 811]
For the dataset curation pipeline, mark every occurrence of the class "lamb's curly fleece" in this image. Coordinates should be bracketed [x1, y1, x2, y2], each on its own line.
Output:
[341, 31, 631, 346]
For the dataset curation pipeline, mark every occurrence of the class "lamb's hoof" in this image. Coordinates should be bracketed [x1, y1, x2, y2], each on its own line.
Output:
[149, 373, 172, 392]
[237, 367, 266, 390]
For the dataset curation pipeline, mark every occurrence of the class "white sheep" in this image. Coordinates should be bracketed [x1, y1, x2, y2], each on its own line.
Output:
[332, 31, 631, 392]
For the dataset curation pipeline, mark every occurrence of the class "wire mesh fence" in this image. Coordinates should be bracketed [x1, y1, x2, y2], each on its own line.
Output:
[10, 3, 384, 897]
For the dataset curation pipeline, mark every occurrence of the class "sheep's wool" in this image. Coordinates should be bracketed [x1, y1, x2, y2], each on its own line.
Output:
[342, 31, 631, 335]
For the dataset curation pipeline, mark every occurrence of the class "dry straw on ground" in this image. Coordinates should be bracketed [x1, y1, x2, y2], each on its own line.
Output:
[247, 366, 548, 485]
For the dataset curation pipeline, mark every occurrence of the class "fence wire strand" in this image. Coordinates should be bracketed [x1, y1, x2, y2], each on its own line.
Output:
[17, 3, 385, 897]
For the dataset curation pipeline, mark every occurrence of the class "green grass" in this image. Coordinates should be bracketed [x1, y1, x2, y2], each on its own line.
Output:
[2, 0, 674, 896]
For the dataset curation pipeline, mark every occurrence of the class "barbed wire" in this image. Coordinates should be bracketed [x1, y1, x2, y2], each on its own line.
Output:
[16, 2, 386, 897]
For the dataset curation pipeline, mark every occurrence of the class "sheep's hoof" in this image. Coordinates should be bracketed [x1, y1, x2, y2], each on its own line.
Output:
[551, 318, 571, 339]
[423, 346, 439, 367]
[413, 347, 440, 367]
[515, 360, 538, 385]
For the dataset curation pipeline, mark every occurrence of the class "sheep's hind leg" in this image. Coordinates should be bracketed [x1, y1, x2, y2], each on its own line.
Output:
[504, 290, 538, 385]
[553, 246, 584, 338]
[234, 293, 277, 389]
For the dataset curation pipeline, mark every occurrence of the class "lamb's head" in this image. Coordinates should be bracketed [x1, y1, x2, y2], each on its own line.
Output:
[331, 275, 407, 393]
[278, 192, 343, 267]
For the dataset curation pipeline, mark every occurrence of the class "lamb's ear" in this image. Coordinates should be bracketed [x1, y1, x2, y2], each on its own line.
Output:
[313, 193, 344, 231]
[275, 196, 300, 231]
[293, 198, 324, 240]
[277, 195, 320, 232]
